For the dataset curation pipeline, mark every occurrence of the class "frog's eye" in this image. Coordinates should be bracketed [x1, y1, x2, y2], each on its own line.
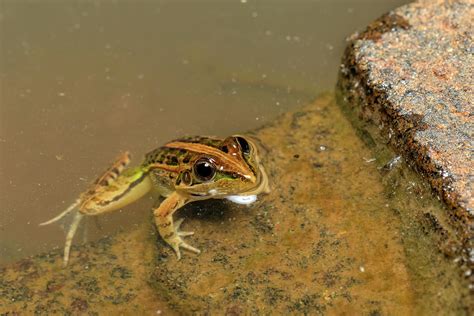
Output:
[193, 158, 216, 181]
[236, 136, 251, 155]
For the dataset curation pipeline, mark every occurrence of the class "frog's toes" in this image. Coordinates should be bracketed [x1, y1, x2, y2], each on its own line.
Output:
[174, 218, 195, 237]
[178, 240, 201, 256]
[174, 218, 185, 231]
[168, 236, 201, 260]
[178, 231, 194, 237]
[167, 218, 201, 259]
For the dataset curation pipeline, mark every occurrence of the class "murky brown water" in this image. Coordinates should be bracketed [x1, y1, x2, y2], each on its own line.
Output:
[0, 0, 412, 263]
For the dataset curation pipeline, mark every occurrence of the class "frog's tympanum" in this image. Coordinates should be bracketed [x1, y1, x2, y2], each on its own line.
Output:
[41, 135, 270, 266]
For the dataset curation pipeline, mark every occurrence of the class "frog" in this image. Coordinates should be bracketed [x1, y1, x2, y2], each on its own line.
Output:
[40, 135, 270, 266]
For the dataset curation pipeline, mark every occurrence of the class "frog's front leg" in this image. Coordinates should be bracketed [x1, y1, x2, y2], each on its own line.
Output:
[153, 192, 201, 259]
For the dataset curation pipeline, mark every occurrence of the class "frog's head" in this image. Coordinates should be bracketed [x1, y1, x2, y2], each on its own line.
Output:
[173, 135, 269, 201]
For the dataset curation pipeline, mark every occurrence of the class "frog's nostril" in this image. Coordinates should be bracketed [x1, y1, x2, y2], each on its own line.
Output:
[182, 171, 192, 185]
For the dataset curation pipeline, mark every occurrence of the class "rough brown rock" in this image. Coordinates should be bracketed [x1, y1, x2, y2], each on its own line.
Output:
[337, 0, 473, 278]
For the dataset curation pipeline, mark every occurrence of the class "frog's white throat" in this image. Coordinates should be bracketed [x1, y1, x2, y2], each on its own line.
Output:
[225, 195, 257, 205]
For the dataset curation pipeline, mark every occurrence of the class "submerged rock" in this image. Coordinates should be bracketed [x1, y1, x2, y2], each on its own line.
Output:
[1, 94, 469, 314]
[338, 0, 473, 293]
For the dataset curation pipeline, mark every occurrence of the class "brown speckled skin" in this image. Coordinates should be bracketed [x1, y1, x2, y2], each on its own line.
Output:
[337, 0, 473, 290]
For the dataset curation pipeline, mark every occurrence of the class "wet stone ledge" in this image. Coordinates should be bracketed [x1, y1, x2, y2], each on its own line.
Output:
[337, 0, 473, 282]
[1, 95, 470, 314]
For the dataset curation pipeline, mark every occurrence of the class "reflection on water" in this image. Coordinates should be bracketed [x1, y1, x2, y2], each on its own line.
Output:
[0, 0, 410, 263]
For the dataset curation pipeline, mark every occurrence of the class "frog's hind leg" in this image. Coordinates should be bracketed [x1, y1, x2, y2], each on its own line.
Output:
[40, 152, 131, 227]
[39, 152, 151, 267]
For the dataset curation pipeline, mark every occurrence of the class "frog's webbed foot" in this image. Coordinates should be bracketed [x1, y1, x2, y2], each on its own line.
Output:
[168, 218, 201, 260]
